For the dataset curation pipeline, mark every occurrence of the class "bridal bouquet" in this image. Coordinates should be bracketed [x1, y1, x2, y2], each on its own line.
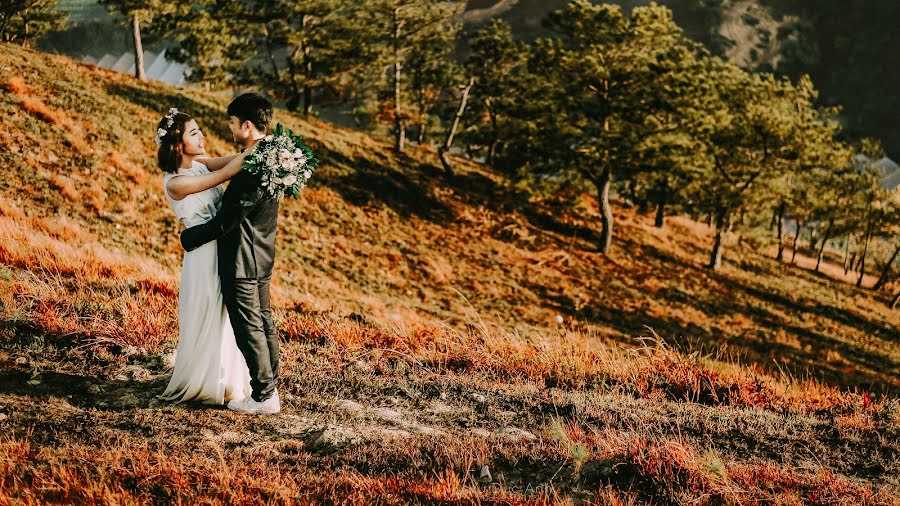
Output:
[242, 123, 319, 199]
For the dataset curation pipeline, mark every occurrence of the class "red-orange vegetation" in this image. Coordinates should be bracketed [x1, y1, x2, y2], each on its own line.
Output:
[2, 76, 28, 95]
[19, 96, 62, 124]
[48, 174, 78, 201]
[109, 151, 148, 186]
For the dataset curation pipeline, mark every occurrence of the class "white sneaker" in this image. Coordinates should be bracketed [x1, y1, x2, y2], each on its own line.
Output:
[227, 390, 280, 415]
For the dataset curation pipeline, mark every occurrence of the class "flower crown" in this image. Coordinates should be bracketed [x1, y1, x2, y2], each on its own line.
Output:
[154, 108, 180, 145]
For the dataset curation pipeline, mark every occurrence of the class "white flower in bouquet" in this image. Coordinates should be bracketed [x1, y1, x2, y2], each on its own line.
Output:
[241, 123, 320, 199]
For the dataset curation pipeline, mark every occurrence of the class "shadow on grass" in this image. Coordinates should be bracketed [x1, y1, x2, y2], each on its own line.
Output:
[540, 281, 898, 394]
[320, 150, 456, 225]
[0, 369, 222, 411]
[520, 234, 899, 394]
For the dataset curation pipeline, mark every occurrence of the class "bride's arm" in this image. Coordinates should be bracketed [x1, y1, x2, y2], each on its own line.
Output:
[195, 154, 239, 171]
[166, 151, 248, 201]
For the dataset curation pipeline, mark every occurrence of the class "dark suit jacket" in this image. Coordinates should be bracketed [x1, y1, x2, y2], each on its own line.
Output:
[181, 169, 279, 280]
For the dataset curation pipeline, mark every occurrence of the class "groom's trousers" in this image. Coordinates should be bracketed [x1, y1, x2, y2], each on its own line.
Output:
[221, 275, 279, 402]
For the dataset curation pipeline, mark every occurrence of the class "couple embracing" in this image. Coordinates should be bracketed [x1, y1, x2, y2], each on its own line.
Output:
[155, 93, 281, 415]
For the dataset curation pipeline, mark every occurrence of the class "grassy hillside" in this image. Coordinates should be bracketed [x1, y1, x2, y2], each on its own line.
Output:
[1, 43, 899, 504]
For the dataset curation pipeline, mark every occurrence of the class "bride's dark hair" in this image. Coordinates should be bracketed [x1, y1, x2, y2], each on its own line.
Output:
[156, 111, 193, 173]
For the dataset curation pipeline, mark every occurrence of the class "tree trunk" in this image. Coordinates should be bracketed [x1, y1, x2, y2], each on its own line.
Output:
[791, 221, 803, 264]
[843, 235, 853, 274]
[438, 77, 475, 177]
[808, 227, 819, 255]
[301, 15, 313, 116]
[302, 48, 312, 116]
[0, 11, 11, 41]
[285, 45, 302, 113]
[708, 208, 728, 270]
[815, 219, 833, 272]
[854, 251, 865, 272]
[891, 289, 900, 309]
[627, 178, 642, 210]
[130, 14, 145, 81]
[874, 244, 900, 291]
[597, 167, 614, 255]
[303, 84, 312, 116]
[775, 201, 785, 261]
[416, 121, 425, 146]
[857, 218, 873, 288]
[486, 102, 498, 166]
[263, 25, 280, 80]
[654, 199, 665, 228]
[392, 7, 405, 153]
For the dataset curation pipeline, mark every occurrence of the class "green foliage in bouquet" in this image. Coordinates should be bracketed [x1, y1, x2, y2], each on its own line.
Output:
[242, 123, 320, 199]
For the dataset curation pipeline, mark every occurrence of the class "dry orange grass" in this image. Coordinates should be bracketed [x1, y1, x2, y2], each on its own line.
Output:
[30, 215, 92, 244]
[0, 215, 169, 282]
[2, 75, 28, 95]
[7, 76, 93, 156]
[108, 151, 148, 186]
[18, 95, 63, 125]
[556, 425, 900, 504]
[48, 174, 78, 202]
[726, 464, 900, 505]
[771, 245, 880, 287]
[18, 278, 176, 349]
[276, 306, 883, 417]
[86, 180, 107, 212]
[0, 197, 26, 221]
[0, 438, 564, 506]
[59, 116, 92, 156]
[4, 426, 895, 506]
[0, 213, 177, 348]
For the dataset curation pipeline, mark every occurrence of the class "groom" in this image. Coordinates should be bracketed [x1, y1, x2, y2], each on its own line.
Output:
[181, 92, 281, 415]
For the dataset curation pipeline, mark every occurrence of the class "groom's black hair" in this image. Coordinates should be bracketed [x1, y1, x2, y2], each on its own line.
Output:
[227, 92, 273, 133]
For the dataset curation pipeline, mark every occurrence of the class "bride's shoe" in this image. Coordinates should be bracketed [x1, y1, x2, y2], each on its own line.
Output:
[227, 390, 280, 415]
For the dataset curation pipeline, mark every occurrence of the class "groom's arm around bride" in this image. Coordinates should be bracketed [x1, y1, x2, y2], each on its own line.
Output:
[180, 169, 262, 254]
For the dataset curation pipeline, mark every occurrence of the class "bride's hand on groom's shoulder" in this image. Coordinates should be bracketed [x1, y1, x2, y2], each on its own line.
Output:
[221, 151, 249, 178]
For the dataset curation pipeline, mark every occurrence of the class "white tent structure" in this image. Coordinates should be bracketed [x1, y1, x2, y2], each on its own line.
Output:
[83, 50, 188, 87]
[874, 156, 900, 191]
[852, 154, 900, 191]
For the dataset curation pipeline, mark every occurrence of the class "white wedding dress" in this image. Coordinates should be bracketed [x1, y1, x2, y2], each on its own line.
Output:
[158, 161, 251, 405]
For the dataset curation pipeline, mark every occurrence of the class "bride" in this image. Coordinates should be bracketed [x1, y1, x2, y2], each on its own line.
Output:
[154, 107, 251, 405]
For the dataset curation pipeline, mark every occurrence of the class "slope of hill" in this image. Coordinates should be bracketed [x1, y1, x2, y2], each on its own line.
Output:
[1, 44, 899, 504]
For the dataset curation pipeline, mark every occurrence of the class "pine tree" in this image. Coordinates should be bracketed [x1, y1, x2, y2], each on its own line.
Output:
[251, 0, 378, 116]
[462, 19, 525, 168]
[772, 106, 848, 265]
[0, 0, 67, 47]
[437, 71, 474, 176]
[369, 0, 465, 153]
[685, 68, 830, 270]
[407, 20, 461, 145]
[161, 0, 259, 86]
[99, 0, 181, 81]
[162, 0, 376, 107]
[843, 142, 893, 288]
[516, 1, 700, 254]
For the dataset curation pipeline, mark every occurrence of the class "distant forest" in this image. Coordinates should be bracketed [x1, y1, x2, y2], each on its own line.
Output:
[41, 0, 900, 159]
[466, 0, 900, 160]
